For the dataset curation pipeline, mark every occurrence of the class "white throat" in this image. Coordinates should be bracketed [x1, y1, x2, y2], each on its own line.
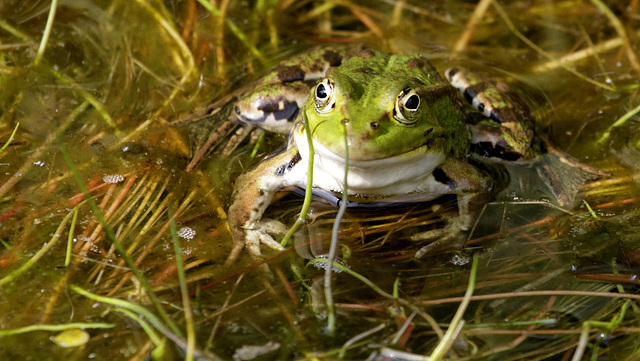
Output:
[294, 130, 446, 196]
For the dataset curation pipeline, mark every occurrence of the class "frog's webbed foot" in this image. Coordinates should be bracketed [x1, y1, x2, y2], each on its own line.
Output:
[172, 90, 266, 171]
[534, 144, 610, 207]
[185, 120, 245, 171]
[243, 219, 288, 258]
[412, 215, 470, 259]
[225, 218, 289, 267]
[221, 126, 259, 157]
[412, 195, 476, 259]
[171, 93, 238, 170]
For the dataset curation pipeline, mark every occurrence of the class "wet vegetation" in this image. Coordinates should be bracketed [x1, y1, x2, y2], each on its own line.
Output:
[1, 0, 640, 360]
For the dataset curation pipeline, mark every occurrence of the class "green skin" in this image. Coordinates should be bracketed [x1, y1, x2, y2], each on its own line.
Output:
[303, 50, 468, 160]
[225, 46, 532, 264]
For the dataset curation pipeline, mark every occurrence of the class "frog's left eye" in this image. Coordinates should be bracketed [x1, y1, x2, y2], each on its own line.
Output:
[394, 88, 421, 125]
[314, 78, 336, 114]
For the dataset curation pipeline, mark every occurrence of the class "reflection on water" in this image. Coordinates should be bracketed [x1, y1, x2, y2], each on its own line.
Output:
[0, 1, 639, 359]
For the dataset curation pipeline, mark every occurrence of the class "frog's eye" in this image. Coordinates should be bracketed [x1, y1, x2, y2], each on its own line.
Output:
[394, 88, 421, 125]
[314, 78, 336, 113]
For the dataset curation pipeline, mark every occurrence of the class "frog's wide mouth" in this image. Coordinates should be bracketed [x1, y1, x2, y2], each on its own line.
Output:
[294, 129, 446, 193]
[301, 134, 443, 168]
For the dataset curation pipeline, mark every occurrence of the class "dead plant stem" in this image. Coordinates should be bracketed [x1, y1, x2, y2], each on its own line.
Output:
[453, 0, 492, 53]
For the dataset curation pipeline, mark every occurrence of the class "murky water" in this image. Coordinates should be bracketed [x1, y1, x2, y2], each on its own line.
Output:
[1, 1, 639, 360]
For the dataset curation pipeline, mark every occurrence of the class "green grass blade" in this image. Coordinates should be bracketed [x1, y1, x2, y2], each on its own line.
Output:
[281, 116, 316, 247]
[34, 0, 58, 65]
[169, 209, 196, 361]
[0, 206, 75, 287]
[325, 122, 349, 334]
[430, 253, 479, 361]
[0, 322, 114, 336]
[0, 122, 19, 155]
[65, 205, 80, 267]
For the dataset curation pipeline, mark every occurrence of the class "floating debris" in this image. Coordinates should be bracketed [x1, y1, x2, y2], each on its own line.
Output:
[52, 329, 90, 348]
[233, 341, 280, 361]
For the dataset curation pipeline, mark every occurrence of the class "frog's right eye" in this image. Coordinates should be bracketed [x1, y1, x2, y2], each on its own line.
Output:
[394, 88, 421, 125]
[314, 78, 336, 113]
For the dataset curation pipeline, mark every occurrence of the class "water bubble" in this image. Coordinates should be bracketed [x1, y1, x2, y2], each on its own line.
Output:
[77, 235, 91, 242]
[310, 257, 345, 272]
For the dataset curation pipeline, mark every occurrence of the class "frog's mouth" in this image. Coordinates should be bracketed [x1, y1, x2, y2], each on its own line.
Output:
[295, 130, 445, 193]
[311, 137, 440, 167]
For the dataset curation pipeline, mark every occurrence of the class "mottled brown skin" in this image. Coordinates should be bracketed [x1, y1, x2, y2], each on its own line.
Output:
[226, 148, 299, 265]
[220, 46, 607, 265]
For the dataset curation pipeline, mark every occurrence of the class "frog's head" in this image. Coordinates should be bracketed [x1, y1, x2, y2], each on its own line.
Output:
[298, 49, 469, 168]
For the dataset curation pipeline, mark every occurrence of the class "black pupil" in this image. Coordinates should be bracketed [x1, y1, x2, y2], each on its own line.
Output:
[316, 84, 327, 99]
[405, 94, 419, 110]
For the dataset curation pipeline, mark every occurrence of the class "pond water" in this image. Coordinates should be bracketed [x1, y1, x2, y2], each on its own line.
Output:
[1, 1, 639, 360]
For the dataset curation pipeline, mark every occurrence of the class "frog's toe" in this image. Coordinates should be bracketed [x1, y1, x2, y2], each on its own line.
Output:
[259, 219, 289, 236]
[244, 219, 288, 258]
[412, 220, 469, 258]
[412, 228, 452, 258]
[414, 239, 443, 259]
[245, 230, 284, 256]
[411, 222, 464, 243]
[414, 232, 467, 259]
[411, 228, 447, 242]
[244, 231, 264, 257]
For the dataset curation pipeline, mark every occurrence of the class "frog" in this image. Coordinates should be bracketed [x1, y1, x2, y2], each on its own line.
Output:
[198, 45, 606, 264]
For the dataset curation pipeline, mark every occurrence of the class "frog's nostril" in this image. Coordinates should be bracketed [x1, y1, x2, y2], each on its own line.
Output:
[341, 118, 350, 125]
[369, 122, 379, 129]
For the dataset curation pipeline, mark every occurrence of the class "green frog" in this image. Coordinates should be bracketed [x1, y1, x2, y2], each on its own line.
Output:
[206, 46, 605, 264]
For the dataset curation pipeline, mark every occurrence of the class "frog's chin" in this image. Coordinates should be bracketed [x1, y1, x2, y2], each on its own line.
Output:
[295, 131, 446, 195]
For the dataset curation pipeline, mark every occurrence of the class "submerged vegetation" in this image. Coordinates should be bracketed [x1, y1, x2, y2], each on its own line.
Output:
[1, 0, 640, 360]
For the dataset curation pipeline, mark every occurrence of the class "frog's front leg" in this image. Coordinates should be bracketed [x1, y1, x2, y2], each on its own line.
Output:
[226, 148, 303, 265]
[413, 158, 499, 258]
